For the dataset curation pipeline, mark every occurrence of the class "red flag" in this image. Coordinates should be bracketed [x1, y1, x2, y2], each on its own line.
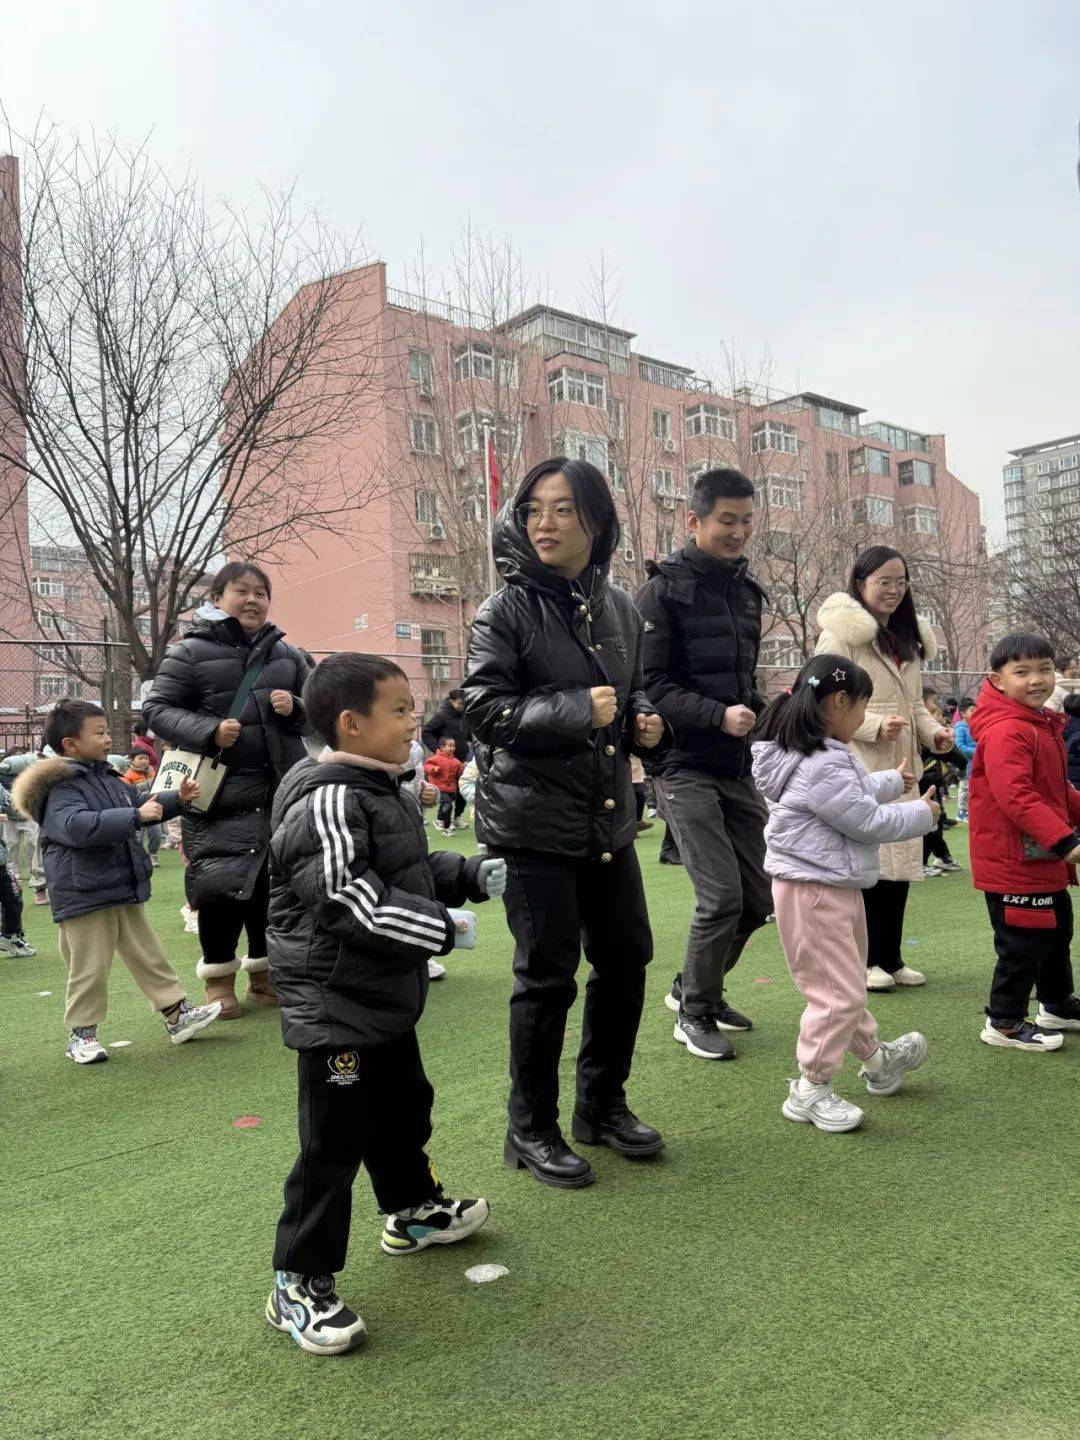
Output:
[487, 433, 501, 515]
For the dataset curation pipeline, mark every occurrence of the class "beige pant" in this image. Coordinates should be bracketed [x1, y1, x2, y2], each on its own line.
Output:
[58, 904, 186, 1028]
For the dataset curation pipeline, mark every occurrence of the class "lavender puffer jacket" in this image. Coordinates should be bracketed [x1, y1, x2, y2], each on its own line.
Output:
[751, 739, 935, 890]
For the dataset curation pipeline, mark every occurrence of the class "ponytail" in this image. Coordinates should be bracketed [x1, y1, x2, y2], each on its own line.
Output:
[752, 653, 874, 756]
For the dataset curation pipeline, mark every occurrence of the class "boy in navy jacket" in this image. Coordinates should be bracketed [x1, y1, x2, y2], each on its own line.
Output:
[13, 700, 221, 1064]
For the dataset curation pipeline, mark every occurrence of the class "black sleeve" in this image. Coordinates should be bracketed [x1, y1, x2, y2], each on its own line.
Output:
[621, 599, 672, 760]
[636, 578, 726, 736]
[427, 850, 474, 907]
[142, 644, 221, 754]
[421, 711, 444, 755]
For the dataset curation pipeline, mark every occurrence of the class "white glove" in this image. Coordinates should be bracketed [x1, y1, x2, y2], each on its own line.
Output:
[447, 908, 477, 950]
[477, 858, 507, 898]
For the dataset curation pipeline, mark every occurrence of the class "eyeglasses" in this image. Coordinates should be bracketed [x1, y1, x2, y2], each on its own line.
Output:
[517, 502, 579, 527]
[868, 578, 907, 593]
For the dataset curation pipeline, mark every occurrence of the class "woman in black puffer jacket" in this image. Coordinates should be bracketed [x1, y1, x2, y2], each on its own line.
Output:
[142, 562, 313, 1017]
[464, 457, 668, 1190]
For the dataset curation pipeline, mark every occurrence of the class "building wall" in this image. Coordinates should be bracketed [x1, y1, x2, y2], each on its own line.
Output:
[0, 154, 30, 644]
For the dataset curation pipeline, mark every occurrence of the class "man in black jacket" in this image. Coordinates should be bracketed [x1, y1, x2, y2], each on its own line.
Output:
[636, 467, 772, 1062]
[421, 690, 472, 761]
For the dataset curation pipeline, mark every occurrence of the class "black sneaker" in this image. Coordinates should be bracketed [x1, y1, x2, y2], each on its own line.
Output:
[266, 1272, 367, 1354]
[1036, 996, 1080, 1031]
[673, 1012, 735, 1060]
[715, 1003, 753, 1032]
[663, 973, 683, 1013]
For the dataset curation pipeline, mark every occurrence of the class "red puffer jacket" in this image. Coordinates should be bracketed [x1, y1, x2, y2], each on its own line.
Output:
[968, 678, 1080, 893]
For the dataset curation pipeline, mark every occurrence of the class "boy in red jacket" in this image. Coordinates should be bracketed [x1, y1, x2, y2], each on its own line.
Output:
[423, 739, 465, 837]
[970, 633, 1080, 1052]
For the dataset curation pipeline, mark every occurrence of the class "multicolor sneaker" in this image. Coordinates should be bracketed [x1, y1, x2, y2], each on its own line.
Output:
[981, 1018, 1064, 1052]
[66, 1026, 109, 1064]
[266, 1271, 367, 1355]
[0, 933, 37, 957]
[380, 1196, 490, 1255]
[859, 1032, 927, 1095]
[164, 998, 222, 1045]
[781, 1079, 864, 1133]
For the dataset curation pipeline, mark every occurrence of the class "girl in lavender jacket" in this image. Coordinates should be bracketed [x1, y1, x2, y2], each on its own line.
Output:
[750, 655, 939, 1134]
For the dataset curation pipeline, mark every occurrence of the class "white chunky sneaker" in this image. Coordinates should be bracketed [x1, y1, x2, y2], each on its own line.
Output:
[380, 1196, 490, 1255]
[66, 1026, 109, 1064]
[866, 965, 897, 991]
[781, 1079, 864, 1133]
[1035, 997, 1080, 1031]
[859, 1032, 927, 1095]
[266, 1271, 367, 1355]
[427, 958, 447, 981]
[980, 1019, 1063, 1052]
[164, 998, 222, 1045]
[892, 965, 926, 986]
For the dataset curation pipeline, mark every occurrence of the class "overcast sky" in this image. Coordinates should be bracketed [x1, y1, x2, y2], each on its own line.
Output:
[5, 0, 1078, 542]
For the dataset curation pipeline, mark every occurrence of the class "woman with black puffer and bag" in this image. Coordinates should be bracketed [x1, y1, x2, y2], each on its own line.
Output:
[142, 562, 313, 1017]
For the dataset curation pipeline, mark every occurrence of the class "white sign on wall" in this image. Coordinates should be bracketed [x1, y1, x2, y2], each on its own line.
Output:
[354, 614, 369, 631]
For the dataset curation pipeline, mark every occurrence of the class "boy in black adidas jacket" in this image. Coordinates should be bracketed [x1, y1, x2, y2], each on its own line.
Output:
[265, 653, 502, 1355]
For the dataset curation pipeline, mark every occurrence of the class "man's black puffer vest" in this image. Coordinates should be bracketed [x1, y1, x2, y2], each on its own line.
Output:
[635, 544, 767, 780]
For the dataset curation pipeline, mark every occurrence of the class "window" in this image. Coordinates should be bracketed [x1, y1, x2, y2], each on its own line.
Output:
[1036, 460, 1051, 476]
[653, 468, 677, 497]
[652, 409, 671, 441]
[685, 403, 734, 440]
[751, 421, 799, 455]
[33, 577, 64, 598]
[420, 628, 451, 682]
[1062, 454, 1079, 471]
[1003, 464, 1023, 484]
[770, 584, 796, 618]
[547, 367, 605, 408]
[921, 604, 940, 626]
[764, 474, 804, 511]
[825, 451, 840, 480]
[827, 502, 847, 528]
[607, 396, 624, 438]
[867, 449, 890, 477]
[36, 645, 68, 665]
[816, 405, 858, 436]
[410, 553, 459, 595]
[657, 521, 674, 554]
[759, 638, 802, 669]
[902, 505, 940, 536]
[457, 411, 516, 455]
[414, 489, 439, 525]
[608, 443, 626, 492]
[861, 422, 928, 453]
[556, 430, 608, 470]
[408, 348, 433, 386]
[623, 540, 636, 563]
[38, 675, 82, 700]
[410, 415, 439, 454]
[924, 647, 951, 674]
[853, 495, 894, 528]
[898, 458, 934, 487]
[454, 342, 494, 383]
[34, 610, 74, 638]
[638, 359, 696, 390]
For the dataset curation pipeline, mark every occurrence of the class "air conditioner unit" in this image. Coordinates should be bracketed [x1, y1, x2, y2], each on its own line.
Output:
[453, 454, 467, 471]
[428, 521, 446, 540]
[418, 379, 435, 399]
[659, 496, 675, 511]
[662, 437, 677, 454]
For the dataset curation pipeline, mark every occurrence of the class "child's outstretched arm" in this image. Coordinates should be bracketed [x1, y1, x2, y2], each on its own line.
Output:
[42, 780, 141, 849]
[864, 769, 906, 803]
[813, 758, 934, 846]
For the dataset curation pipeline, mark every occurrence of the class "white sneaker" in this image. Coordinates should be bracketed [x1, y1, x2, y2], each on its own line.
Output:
[266, 1272, 367, 1355]
[781, 1079, 864, 1133]
[922, 864, 942, 877]
[454, 817, 469, 830]
[866, 965, 897, 991]
[980, 1018, 1064, 1051]
[859, 1032, 927, 1095]
[66, 1026, 109, 1064]
[1035, 999, 1080, 1031]
[427, 958, 447, 981]
[0, 934, 37, 957]
[893, 965, 926, 986]
[165, 998, 223, 1044]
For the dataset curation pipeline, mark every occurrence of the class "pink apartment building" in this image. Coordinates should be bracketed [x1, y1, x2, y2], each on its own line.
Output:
[253, 261, 986, 713]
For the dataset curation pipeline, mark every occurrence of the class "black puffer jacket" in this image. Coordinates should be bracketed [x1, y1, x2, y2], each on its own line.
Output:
[636, 544, 767, 780]
[142, 608, 313, 906]
[421, 699, 472, 760]
[267, 755, 489, 1051]
[464, 500, 665, 860]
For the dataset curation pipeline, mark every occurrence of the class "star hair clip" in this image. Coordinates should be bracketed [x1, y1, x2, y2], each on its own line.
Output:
[831, 668, 846, 682]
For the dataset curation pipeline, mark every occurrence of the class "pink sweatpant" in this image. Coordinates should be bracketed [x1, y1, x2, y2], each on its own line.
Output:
[771, 879, 879, 1085]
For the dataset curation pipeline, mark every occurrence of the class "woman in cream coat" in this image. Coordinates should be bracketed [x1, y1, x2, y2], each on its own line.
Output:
[816, 546, 954, 992]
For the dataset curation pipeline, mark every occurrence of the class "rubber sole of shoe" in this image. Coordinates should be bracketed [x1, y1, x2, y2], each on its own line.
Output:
[980, 1026, 1064, 1051]
[503, 1141, 595, 1188]
[862, 1034, 928, 1095]
[892, 975, 926, 987]
[67, 1047, 109, 1064]
[570, 1119, 665, 1157]
[663, 992, 679, 1014]
[265, 1303, 367, 1354]
[866, 981, 897, 992]
[672, 1023, 735, 1061]
[1035, 1008, 1080, 1031]
[168, 1004, 222, 1046]
[781, 1097, 864, 1133]
[379, 1199, 491, 1255]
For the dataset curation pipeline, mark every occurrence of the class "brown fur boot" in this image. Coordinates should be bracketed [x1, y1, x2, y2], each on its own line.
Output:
[243, 956, 280, 1007]
[198, 959, 242, 1019]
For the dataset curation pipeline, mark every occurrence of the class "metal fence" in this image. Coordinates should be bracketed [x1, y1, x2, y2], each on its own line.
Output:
[0, 640, 136, 754]
[757, 665, 986, 705]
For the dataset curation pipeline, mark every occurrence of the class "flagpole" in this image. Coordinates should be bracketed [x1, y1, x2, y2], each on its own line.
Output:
[483, 424, 497, 598]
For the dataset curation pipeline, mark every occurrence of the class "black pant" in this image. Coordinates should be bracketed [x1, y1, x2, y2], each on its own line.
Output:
[923, 814, 953, 863]
[273, 1033, 440, 1276]
[436, 790, 464, 827]
[198, 861, 270, 964]
[0, 864, 22, 936]
[862, 879, 910, 974]
[985, 891, 1075, 1023]
[659, 825, 681, 863]
[633, 783, 646, 822]
[497, 845, 652, 1138]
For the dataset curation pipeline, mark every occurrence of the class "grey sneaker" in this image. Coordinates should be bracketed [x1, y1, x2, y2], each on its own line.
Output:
[673, 1013, 735, 1060]
[164, 998, 222, 1045]
[66, 1026, 109, 1064]
[0, 933, 37, 957]
[859, 1032, 927, 1095]
[781, 1079, 864, 1132]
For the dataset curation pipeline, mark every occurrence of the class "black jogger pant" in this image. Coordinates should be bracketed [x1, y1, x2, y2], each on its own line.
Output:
[497, 845, 652, 1139]
[273, 1033, 441, 1277]
[984, 890, 1075, 1024]
[198, 861, 271, 965]
[862, 879, 910, 975]
[0, 864, 23, 936]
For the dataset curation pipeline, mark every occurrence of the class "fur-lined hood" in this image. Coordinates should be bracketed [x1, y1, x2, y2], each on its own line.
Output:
[816, 591, 938, 665]
[11, 757, 80, 824]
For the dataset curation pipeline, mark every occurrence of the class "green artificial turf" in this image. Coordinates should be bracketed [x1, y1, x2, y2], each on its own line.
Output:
[7, 824, 1080, 1440]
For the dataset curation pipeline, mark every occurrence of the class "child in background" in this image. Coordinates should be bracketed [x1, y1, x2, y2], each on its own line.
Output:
[423, 737, 465, 837]
[0, 782, 37, 957]
[751, 654, 938, 1133]
[953, 698, 977, 821]
[122, 751, 163, 867]
[12, 700, 221, 1064]
[920, 691, 963, 874]
[968, 634, 1080, 1051]
[265, 654, 502, 1353]
[1063, 694, 1080, 788]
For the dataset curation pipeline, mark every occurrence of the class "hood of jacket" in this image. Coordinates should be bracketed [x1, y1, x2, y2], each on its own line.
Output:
[750, 739, 808, 803]
[816, 591, 938, 664]
[491, 476, 614, 602]
[970, 676, 1065, 743]
[184, 604, 285, 653]
[11, 756, 80, 824]
[644, 543, 766, 605]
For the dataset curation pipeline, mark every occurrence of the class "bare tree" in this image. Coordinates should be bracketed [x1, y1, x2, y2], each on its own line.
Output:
[0, 118, 384, 691]
[991, 486, 1080, 655]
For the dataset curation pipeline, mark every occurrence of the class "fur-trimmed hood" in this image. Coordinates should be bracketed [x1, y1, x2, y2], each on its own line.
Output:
[11, 756, 79, 824]
[816, 591, 937, 665]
